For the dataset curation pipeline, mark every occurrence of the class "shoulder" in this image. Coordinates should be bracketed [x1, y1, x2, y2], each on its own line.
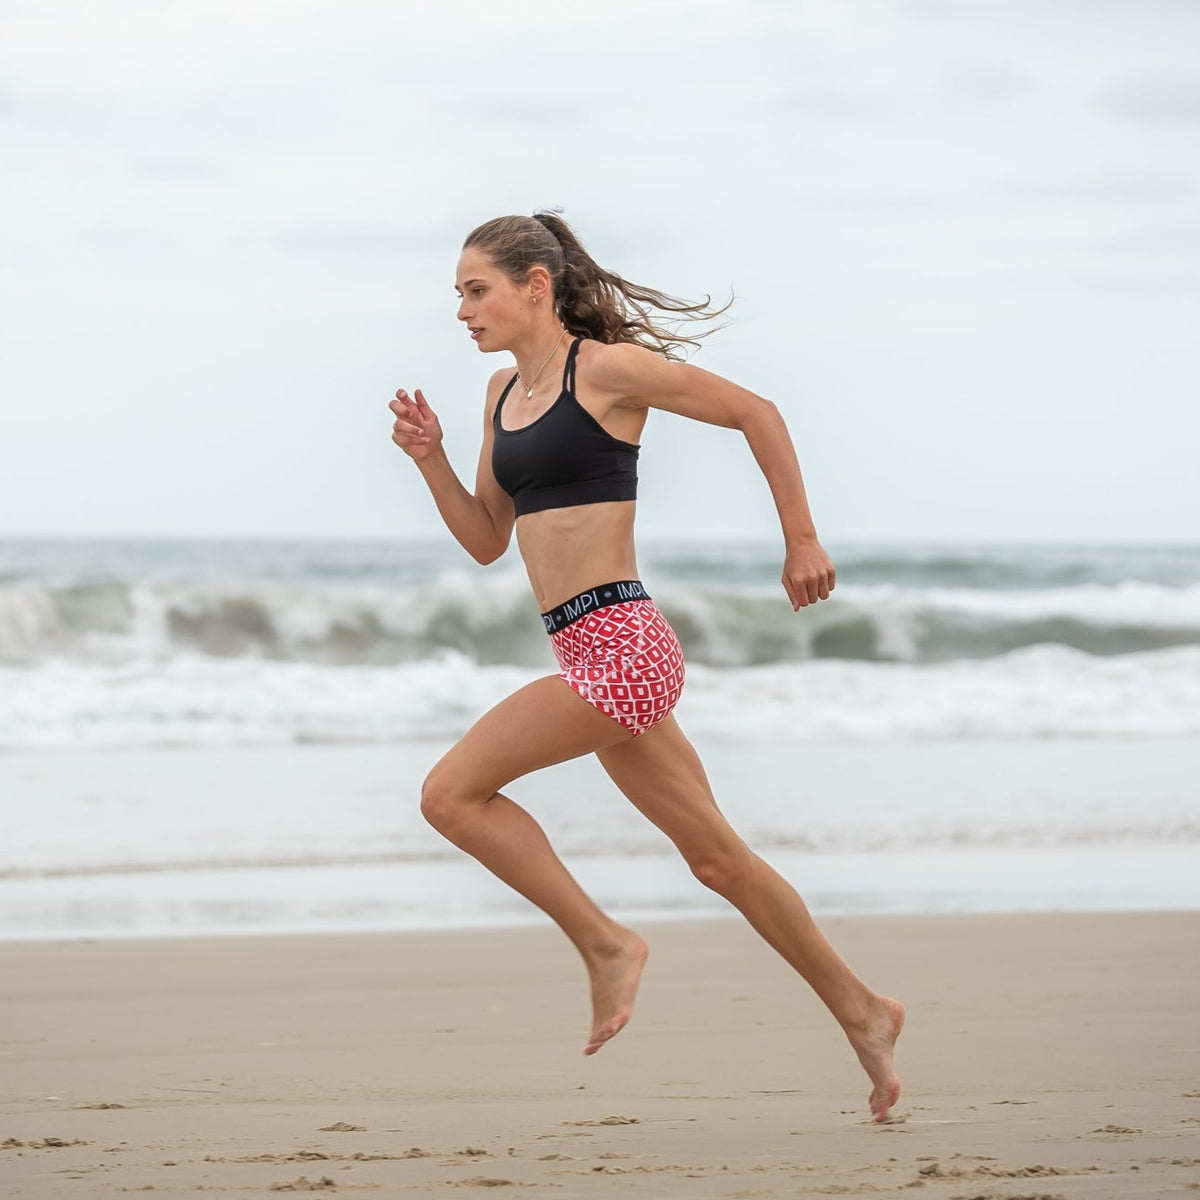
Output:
[576, 340, 676, 403]
[581, 338, 766, 429]
[484, 366, 517, 414]
[578, 339, 663, 378]
[487, 366, 517, 392]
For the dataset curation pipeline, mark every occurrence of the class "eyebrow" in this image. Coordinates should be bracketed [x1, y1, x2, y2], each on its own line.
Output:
[455, 277, 485, 292]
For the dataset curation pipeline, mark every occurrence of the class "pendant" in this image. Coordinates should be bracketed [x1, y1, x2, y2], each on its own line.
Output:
[526, 388, 533, 399]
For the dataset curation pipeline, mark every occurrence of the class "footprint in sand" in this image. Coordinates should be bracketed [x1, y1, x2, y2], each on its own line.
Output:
[563, 1115, 639, 1126]
[3, 1137, 91, 1150]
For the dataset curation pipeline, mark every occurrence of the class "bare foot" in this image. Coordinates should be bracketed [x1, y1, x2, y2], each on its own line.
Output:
[847, 995, 905, 1122]
[582, 930, 649, 1056]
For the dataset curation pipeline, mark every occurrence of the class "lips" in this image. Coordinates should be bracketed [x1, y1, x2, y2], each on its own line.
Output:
[469, 327, 484, 341]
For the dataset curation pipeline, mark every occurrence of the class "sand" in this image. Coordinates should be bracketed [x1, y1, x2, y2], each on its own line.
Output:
[1, 912, 1198, 1198]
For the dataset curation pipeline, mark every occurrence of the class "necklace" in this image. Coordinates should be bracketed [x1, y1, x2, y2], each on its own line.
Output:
[516, 329, 566, 399]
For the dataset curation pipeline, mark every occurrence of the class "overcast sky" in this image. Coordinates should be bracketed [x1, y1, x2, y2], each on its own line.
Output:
[2, 0, 1198, 545]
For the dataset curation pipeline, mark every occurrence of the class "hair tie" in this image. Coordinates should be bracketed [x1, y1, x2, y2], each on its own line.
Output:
[533, 205, 565, 219]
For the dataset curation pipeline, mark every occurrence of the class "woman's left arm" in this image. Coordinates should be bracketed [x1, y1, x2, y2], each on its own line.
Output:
[738, 395, 836, 608]
[592, 344, 836, 609]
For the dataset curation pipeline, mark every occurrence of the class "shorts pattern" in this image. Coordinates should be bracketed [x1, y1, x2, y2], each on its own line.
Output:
[549, 599, 685, 738]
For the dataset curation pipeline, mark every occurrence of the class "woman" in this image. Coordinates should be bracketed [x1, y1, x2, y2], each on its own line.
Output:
[389, 211, 904, 1122]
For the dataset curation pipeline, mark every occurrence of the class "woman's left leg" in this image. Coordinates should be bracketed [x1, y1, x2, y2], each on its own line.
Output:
[595, 714, 904, 1121]
[420, 673, 648, 1054]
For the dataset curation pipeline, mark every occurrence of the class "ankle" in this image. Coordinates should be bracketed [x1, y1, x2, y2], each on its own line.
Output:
[837, 990, 885, 1037]
[580, 925, 640, 966]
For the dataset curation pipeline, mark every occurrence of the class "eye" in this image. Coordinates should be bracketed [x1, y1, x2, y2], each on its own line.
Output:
[472, 287, 486, 297]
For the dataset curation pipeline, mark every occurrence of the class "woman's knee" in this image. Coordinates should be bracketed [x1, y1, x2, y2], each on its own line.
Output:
[687, 841, 758, 898]
[419, 764, 478, 832]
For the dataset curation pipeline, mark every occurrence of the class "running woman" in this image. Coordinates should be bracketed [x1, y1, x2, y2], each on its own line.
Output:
[389, 210, 904, 1122]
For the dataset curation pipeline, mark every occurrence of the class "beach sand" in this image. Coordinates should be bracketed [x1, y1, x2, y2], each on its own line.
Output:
[1, 912, 1198, 1198]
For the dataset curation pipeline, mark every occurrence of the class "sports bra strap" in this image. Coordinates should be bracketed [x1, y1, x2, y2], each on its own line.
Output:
[494, 371, 520, 424]
[562, 337, 582, 394]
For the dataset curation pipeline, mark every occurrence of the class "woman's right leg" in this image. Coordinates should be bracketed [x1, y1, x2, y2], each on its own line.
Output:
[595, 714, 904, 1121]
[420, 673, 647, 1054]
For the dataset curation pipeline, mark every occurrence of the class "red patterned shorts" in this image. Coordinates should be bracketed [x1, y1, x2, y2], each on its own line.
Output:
[544, 582, 685, 738]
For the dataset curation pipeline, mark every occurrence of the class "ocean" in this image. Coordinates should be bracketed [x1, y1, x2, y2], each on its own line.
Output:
[2, 536, 1198, 940]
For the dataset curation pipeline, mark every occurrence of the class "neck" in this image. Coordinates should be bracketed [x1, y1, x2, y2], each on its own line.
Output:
[513, 326, 569, 397]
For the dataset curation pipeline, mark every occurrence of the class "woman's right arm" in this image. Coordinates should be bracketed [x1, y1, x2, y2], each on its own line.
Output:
[390, 373, 515, 565]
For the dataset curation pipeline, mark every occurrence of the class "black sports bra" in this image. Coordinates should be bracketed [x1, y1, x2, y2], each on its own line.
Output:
[491, 338, 639, 517]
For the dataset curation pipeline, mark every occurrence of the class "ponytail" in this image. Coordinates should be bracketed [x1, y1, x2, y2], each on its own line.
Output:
[463, 213, 728, 361]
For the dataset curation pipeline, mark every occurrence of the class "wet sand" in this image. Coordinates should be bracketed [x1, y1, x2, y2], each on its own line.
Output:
[1, 912, 1198, 1197]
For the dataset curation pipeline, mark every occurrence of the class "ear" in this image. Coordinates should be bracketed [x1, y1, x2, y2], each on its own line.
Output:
[526, 264, 553, 304]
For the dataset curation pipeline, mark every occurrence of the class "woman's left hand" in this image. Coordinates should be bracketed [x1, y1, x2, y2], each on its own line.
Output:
[782, 541, 836, 609]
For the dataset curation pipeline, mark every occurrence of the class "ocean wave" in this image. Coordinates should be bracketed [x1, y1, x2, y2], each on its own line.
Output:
[2, 643, 1198, 750]
[3, 570, 1200, 668]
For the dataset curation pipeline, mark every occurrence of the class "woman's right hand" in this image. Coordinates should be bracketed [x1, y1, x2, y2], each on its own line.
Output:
[389, 389, 443, 463]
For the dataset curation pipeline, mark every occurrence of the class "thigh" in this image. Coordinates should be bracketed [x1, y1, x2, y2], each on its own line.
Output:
[430, 674, 633, 799]
[595, 715, 744, 856]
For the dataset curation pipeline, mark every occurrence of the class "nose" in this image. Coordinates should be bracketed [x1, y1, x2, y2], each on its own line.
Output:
[457, 298, 470, 322]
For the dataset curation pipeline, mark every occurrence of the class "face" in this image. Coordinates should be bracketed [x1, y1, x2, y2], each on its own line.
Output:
[454, 247, 530, 352]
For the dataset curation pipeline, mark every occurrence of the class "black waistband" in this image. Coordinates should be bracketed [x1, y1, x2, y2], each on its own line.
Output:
[542, 580, 650, 634]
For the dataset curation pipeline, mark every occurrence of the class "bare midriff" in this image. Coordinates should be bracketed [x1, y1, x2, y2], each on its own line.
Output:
[515, 501, 640, 612]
